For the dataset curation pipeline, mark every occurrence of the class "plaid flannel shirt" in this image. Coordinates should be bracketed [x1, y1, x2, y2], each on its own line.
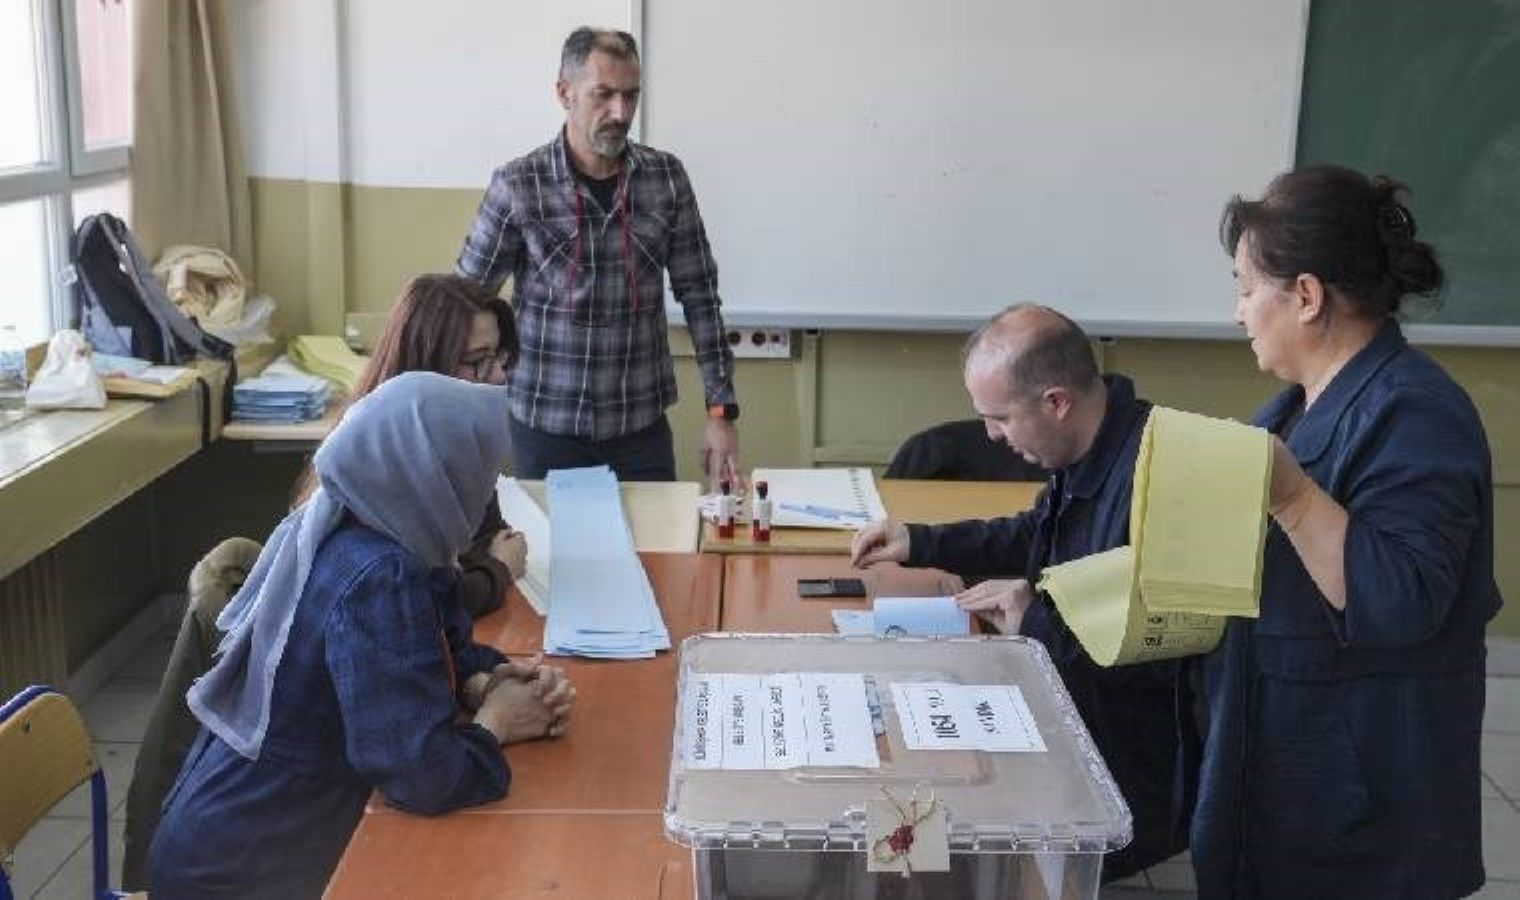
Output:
[457, 132, 735, 441]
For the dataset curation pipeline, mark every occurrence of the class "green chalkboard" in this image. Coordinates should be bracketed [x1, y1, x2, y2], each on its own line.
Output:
[1297, 0, 1520, 329]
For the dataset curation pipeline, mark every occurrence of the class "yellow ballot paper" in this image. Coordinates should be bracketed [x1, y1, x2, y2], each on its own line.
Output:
[1037, 407, 1271, 666]
[1132, 407, 1272, 617]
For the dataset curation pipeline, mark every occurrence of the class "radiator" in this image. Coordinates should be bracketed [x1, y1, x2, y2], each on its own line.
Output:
[0, 549, 68, 699]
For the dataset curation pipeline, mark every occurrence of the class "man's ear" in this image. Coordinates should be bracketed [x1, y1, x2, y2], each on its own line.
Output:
[1043, 387, 1072, 419]
[555, 78, 572, 111]
[1293, 273, 1328, 325]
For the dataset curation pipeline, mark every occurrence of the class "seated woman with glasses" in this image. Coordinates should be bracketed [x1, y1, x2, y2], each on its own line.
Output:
[293, 273, 524, 618]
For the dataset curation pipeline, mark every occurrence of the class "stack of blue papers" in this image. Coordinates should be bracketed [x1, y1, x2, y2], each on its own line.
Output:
[231, 373, 331, 423]
[543, 466, 670, 659]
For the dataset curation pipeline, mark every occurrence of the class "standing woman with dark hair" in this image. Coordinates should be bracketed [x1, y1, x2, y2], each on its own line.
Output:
[293, 273, 525, 618]
[1192, 165, 1501, 898]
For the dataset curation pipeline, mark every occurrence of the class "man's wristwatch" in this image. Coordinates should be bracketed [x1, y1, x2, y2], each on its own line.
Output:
[707, 403, 740, 422]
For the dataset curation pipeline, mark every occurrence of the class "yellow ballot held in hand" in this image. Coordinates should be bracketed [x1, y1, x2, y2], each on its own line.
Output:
[1038, 407, 1271, 666]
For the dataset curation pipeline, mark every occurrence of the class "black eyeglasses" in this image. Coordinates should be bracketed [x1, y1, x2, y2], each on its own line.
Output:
[457, 350, 512, 382]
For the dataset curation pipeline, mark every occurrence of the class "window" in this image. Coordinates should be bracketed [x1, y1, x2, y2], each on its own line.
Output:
[0, 0, 133, 344]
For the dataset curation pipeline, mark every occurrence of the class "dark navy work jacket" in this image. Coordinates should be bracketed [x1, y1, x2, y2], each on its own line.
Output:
[907, 375, 1192, 880]
[1192, 322, 1501, 899]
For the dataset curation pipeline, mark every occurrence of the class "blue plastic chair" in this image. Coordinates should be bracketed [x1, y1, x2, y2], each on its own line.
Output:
[0, 685, 127, 900]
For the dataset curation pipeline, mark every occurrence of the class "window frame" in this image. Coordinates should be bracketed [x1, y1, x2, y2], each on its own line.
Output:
[0, 0, 132, 338]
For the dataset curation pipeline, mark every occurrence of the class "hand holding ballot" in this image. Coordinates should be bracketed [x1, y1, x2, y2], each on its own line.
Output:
[954, 578, 1036, 634]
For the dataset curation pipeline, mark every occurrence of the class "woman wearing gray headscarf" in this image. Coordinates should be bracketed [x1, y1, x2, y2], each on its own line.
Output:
[150, 372, 576, 898]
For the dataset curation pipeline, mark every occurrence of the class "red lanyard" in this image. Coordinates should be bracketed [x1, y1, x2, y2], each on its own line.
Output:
[563, 170, 640, 313]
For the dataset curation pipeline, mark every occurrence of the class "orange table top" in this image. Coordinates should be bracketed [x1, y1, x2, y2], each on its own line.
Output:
[720, 555, 964, 633]
[326, 812, 690, 900]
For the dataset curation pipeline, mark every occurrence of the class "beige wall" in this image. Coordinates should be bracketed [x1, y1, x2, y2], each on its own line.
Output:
[249, 177, 1520, 637]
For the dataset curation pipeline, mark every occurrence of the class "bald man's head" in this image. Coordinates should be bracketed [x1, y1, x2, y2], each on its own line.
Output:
[963, 304, 1100, 401]
[960, 304, 1104, 470]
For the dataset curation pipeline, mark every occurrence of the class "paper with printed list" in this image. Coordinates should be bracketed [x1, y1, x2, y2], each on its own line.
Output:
[890, 683, 1046, 752]
[683, 673, 880, 770]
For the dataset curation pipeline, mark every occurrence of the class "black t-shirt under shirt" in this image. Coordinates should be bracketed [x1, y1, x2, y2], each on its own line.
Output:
[575, 169, 619, 213]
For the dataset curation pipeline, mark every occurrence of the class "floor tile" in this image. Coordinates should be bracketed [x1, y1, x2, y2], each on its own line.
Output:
[49, 742, 140, 819]
[1487, 677, 1520, 735]
[1484, 799, 1520, 881]
[1484, 733, 1520, 799]
[1474, 881, 1520, 899]
[6, 818, 90, 899]
[78, 686, 158, 743]
[1488, 638, 1520, 678]
[35, 818, 125, 899]
[1146, 861, 1197, 892]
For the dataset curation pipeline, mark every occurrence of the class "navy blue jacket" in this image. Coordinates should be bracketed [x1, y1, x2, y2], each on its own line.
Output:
[1193, 323, 1500, 899]
[906, 375, 1192, 880]
[150, 521, 510, 898]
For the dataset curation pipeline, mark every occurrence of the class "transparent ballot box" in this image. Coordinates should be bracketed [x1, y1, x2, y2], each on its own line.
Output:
[664, 635, 1130, 900]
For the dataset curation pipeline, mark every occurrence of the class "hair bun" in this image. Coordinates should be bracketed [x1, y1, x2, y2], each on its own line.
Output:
[1377, 199, 1417, 240]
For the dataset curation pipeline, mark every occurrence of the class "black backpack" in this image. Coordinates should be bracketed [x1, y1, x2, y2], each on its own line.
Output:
[71, 213, 237, 440]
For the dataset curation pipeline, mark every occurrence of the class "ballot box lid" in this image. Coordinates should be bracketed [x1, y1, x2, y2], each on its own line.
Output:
[664, 634, 1132, 853]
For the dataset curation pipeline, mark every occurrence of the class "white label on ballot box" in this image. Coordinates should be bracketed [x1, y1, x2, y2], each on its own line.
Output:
[684, 675, 723, 769]
[761, 673, 809, 768]
[890, 683, 1047, 752]
[683, 673, 880, 769]
[798, 673, 879, 768]
[721, 674, 766, 770]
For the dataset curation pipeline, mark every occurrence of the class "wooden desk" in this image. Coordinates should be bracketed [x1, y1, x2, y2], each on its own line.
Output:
[700, 478, 1042, 555]
[721, 555, 963, 632]
[220, 406, 341, 444]
[327, 813, 691, 900]
[367, 552, 718, 816]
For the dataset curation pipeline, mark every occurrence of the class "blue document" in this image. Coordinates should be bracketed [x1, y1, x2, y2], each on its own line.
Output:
[870, 597, 970, 638]
[542, 466, 670, 658]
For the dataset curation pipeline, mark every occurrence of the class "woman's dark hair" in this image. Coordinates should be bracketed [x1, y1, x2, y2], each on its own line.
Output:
[292, 274, 517, 505]
[1220, 164, 1444, 319]
[352, 274, 518, 398]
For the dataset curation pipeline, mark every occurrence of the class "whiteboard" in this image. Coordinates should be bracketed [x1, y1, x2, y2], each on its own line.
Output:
[644, 0, 1308, 334]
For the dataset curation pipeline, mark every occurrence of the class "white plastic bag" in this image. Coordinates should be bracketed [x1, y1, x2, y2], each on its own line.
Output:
[25, 329, 107, 410]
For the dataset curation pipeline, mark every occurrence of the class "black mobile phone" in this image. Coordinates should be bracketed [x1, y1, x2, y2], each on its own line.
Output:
[797, 577, 867, 599]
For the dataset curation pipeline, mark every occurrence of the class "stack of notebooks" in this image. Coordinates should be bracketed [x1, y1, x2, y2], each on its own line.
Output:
[542, 466, 670, 659]
[230, 371, 330, 423]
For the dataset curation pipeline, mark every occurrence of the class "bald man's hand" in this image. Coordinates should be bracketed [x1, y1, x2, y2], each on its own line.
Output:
[851, 519, 910, 568]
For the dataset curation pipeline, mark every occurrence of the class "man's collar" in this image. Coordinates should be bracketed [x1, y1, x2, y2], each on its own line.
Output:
[1064, 374, 1144, 499]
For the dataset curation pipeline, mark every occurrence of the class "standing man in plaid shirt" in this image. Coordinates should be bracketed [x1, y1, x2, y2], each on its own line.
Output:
[457, 27, 740, 484]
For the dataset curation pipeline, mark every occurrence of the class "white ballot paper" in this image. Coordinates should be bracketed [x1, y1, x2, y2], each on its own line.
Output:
[683, 673, 880, 769]
[890, 683, 1046, 752]
[828, 598, 971, 637]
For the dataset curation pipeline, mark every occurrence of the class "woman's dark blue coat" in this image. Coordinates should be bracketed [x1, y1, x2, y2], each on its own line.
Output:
[1192, 322, 1500, 899]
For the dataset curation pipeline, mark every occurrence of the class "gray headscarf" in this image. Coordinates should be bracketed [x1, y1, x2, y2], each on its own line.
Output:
[188, 371, 512, 759]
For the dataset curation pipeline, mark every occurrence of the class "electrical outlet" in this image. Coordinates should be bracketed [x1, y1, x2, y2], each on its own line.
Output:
[725, 327, 792, 359]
